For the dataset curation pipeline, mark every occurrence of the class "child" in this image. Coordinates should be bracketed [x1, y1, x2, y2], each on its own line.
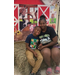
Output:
[25, 26, 43, 75]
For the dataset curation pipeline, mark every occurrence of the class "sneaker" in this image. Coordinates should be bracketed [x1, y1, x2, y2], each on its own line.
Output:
[46, 67, 52, 75]
[54, 66, 60, 74]
[36, 69, 41, 75]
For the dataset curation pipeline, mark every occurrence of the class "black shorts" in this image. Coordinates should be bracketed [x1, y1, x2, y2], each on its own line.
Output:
[48, 44, 60, 49]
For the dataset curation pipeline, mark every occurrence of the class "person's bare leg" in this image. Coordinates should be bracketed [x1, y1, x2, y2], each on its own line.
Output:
[51, 48, 60, 66]
[41, 48, 51, 67]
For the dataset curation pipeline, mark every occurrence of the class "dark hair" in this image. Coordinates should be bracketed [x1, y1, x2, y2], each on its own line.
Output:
[34, 26, 41, 29]
[39, 15, 46, 24]
[33, 26, 41, 33]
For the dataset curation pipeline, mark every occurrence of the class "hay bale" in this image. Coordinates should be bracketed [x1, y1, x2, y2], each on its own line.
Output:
[14, 66, 22, 75]
[14, 41, 31, 75]
[14, 41, 56, 75]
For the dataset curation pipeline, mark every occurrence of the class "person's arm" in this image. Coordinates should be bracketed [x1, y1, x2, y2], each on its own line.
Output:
[42, 36, 57, 48]
[37, 40, 43, 50]
[38, 36, 57, 50]
[26, 43, 38, 57]
[37, 38, 43, 48]
[45, 27, 57, 47]
[25, 34, 38, 57]
[38, 27, 57, 50]
[26, 43, 35, 53]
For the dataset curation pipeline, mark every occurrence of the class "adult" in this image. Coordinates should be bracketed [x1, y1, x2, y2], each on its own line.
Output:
[38, 15, 60, 75]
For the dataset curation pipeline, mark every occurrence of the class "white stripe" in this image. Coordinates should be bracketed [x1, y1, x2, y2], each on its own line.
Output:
[38, 5, 50, 7]
[14, 4, 19, 30]
[37, 5, 39, 26]
[43, 7, 49, 13]
[14, 16, 17, 22]
[14, 22, 17, 26]
[14, 4, 18, 10]
[14, 16, 19, 26]
[14, 21, 18, 22]
[17, 4, 19, 31]
[39, 6, 49, 19]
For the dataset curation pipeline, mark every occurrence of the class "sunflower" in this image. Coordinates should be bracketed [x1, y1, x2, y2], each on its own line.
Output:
[14, 31, 21, 35]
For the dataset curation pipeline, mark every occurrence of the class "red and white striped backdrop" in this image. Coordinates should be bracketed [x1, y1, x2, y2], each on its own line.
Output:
[14, 4, 19, 32]
[38, 5, 50, 26]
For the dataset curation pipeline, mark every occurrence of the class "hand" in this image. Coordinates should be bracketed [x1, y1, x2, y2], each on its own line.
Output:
[33, 52, 38, 57]
[38, 46, 45, 50]
[38, 43, 42, 48]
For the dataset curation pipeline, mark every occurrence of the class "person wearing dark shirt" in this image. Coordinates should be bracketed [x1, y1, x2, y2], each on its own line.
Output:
[38, 15, 60, 75]
[25, 26, 43, 75]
